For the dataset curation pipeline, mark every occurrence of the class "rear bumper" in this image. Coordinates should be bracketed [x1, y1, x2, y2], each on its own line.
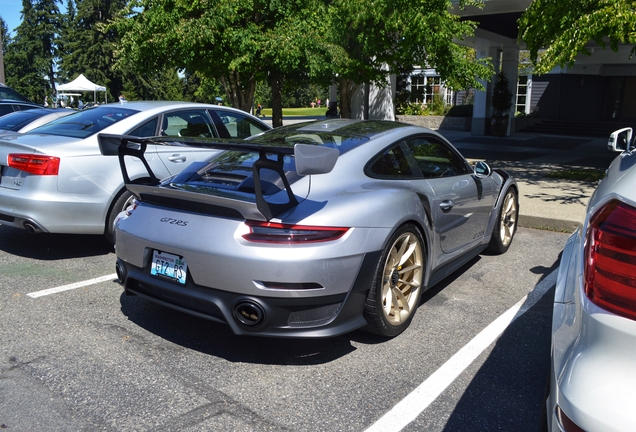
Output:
[116, 250, 381, 338]
[0, 184, 108, 234]
[549, 230, 636, 430]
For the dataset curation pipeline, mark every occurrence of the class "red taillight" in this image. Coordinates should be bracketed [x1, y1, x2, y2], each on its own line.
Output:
[556, 405, 585, 432]
[584, 199, 636, 320]
[242, 221, 349, 243]
[8, 154, 60, 175]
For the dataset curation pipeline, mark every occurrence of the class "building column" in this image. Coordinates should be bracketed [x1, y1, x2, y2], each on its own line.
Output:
[501, 46, 519, 136]
[471, 46, 499, 135]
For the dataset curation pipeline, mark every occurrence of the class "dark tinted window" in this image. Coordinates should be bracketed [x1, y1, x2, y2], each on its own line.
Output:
[0, 104, 17, 117]
[0, 110, 41, 130]
[0, 86, 32, 102]
[159, 110, 216, 138]
[128, 117, 158, 137]
[29, 107, 139, 138]
[405, 136, 469, 178]
[209, 109, 269, 139]
[369, 143, 414, 178]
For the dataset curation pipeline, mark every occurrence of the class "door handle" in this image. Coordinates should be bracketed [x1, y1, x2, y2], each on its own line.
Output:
[439, 200, 454, 212]
[167, 154, 187, 163]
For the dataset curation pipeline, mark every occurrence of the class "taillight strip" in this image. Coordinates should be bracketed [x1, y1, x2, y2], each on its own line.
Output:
[8, 154, 60, 175]
[585, 200, 636, 320]
[243, 221, 349, 244]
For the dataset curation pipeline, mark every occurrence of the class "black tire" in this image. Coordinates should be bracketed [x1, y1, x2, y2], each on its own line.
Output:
[105, 189, 135, 244]
[363, 223, 425, 337]
[487, 187, 518, 254]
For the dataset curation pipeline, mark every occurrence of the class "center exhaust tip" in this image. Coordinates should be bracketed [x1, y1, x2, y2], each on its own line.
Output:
[233, 301, 265, 327]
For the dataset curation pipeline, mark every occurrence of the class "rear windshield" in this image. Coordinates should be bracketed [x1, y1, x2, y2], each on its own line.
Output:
[0, 110, 41, 131]
[28, 106, 139, 138]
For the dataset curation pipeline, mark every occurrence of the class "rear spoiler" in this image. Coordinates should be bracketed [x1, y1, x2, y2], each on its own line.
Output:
[97, 134, 339, 221]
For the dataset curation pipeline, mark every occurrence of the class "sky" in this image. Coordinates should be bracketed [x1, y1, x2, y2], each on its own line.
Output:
[0, 0, 24, 36]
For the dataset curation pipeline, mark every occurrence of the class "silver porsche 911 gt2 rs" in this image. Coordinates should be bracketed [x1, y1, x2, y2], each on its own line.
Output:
[102, 119, 519, 338]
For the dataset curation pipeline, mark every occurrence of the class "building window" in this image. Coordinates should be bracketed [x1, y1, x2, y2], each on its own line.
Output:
[404, 71, 453, 106]
[516, 75, 529, 114]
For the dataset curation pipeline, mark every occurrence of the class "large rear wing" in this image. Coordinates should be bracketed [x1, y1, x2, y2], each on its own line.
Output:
[97, 134, 339, 220]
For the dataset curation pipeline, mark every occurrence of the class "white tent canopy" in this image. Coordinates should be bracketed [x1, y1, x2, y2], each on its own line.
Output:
[57, 74, 107, 103]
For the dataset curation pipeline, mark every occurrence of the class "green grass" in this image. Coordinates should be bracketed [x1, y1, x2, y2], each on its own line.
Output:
[545, 168, 606, 182]
[260, 107, 327, 116]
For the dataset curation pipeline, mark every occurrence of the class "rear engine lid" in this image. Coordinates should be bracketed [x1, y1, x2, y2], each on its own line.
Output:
[98, 134, 339, 221]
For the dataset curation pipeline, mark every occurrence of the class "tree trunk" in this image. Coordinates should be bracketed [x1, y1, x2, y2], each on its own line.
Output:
[269, 71, 284, 128]
[338, 77, 359, 119]
[220, 71, 256, 113]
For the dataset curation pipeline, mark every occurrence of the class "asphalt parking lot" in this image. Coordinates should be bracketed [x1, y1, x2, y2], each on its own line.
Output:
[0, 224, 568, 431]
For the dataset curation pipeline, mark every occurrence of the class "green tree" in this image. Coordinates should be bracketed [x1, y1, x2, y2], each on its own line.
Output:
[4, 0, 61, 102]
[519, 0, 636, 74]
[1, 17, 10, 52]
[57, 0, 127, 101]
[112, 0, 329, 126]
[322, 0, 492, 118]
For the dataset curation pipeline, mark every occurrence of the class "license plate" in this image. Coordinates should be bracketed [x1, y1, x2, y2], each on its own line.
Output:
[150, 250, 188, 285]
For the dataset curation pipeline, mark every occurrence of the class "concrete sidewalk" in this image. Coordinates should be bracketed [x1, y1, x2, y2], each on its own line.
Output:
[437, 130, 616, 233]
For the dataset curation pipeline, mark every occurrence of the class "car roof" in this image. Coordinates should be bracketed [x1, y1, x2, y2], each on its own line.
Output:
[96, 100, 251, 114]
[0, 84, 36, 103]
[0, 100, 42, 108]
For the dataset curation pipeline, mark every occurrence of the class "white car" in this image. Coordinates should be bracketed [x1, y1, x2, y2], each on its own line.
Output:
[548, 127, 636, 431]
[0, 101, 271, 242]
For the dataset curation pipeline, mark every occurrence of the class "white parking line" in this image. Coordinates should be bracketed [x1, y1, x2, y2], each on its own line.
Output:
[27, 274, 118, 298]
[365, 268, 558, 432]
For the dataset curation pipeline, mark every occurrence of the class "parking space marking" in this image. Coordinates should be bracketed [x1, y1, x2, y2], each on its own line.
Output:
[27, 274, 118, 298]
[365, 268, 558, 432]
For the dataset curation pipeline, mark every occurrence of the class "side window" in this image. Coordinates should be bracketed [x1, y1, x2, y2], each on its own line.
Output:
[0, 105, 15, 116]
[161, 110, 217, 138]
[127, 117, 158, 137]
[405, 136, 469, 178]
[209, 109, 268, 139]
[368, 142, 413, 178]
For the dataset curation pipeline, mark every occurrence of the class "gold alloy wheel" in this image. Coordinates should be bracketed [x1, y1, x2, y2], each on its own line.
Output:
[381, 232, 424, 325]
[499, 191, 518, 247]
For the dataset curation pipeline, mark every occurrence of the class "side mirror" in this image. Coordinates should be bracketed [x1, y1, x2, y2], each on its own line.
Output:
[294, 144, 339, 176]
[473, 160, 492, 178]
[608, 127, 633, 153]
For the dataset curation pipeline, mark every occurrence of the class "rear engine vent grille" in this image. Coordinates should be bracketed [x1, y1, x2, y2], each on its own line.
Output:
[288, 302, 342, 327]
[140, 194, 243, 219]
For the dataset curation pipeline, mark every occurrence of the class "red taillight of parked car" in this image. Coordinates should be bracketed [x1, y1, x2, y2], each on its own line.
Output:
[584, 199, 636, 320]
[556, 405, 586, 432]
[8, 154, 60, 175]
[243, 221, 349, 243]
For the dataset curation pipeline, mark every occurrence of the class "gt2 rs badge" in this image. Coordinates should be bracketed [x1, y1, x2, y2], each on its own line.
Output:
[160, 217, 188, 226]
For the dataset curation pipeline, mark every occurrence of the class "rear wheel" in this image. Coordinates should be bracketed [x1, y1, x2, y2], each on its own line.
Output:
[105, 190, 135, 244]
[487, 187, 518, 254]
[363, 224, 425, 337]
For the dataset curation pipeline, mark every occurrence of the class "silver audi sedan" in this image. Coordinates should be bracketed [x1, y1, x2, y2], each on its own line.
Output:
[547, 127, 636, 431]
[0, 101, 270, 241]
[107, 119, 519, 338]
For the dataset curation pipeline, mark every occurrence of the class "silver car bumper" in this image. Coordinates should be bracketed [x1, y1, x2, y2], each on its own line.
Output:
[114, 205, 391, 337]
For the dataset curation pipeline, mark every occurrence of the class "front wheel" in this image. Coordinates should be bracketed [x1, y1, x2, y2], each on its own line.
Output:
[487, 187, 518, 254]
[363, 224, 425, 337]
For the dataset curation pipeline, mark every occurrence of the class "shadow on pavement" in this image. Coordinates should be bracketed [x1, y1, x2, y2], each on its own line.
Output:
[0, 225, 113, 259]
[440, 257, 560, 432]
